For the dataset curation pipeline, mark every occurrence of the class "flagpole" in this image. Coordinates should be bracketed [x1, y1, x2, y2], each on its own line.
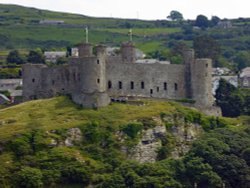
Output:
[129, 29, 133, 41]
[85, 27, 89, 43]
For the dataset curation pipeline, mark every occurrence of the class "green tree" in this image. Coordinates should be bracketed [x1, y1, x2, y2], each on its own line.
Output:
[27, 49, 45, 64]
[6, 50, 24, 64]
[193, 35, 220, 63]
[215, 79, 245, 117]
[167, 10, 183, 21]
[16, 167, 43, 188]
[195, 15, 209, 28]
[234, 51, 250, 70]
[211, 16, 220, 27]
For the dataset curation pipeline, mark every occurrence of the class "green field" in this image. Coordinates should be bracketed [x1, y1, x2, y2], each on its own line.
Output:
[0, 4, 182, 53]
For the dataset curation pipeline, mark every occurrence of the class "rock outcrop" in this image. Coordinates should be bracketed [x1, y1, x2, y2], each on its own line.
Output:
[128, 125, 166, 163]
[170, 122, 202, 159]
[64, 128, 83, 147]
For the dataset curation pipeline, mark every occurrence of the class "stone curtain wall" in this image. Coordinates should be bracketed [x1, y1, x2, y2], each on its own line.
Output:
[106, 61, 186, 99]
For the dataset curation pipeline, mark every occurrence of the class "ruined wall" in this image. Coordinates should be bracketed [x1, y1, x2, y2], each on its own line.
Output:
[22, 64, 47, 100]
[106, 61, 186, 99]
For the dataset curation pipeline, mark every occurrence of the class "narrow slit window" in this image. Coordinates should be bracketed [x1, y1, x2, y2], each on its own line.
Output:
[174, 83, 178, 91]
[97, 59, 100, 64]
[150, 89, 153, 94]
[130, 81, 134, 89]
[32, 78, 35, 83]
[108, 81, 112, 89]
[119, 81, 122, 89]
[141, 82, 144, 89]
[164, 82, 167, 90]
[157, 87, 159, 92]
[97, 78, 100, 83]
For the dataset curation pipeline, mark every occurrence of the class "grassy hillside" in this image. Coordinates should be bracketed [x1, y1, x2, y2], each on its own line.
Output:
[0, 97, 176, 141]
[0, 97, 249, 187]
[0, 4, 180, 54]
[0, 96, 244, 141]
[1, 4, 250, 70]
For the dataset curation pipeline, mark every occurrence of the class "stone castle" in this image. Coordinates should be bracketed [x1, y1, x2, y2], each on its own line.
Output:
[22, 41, 218, 114]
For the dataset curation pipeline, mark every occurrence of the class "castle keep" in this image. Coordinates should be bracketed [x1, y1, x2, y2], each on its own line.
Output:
[22, 41, 215, 112]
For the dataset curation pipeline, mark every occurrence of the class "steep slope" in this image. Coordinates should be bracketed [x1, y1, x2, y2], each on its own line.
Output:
[0, 96, 249, 187]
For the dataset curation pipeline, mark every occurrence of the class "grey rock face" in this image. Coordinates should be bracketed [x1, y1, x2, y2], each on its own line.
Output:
[64, 128, 83, 147]
[128, 126, 166, 163]
[170, 123, 202, 159]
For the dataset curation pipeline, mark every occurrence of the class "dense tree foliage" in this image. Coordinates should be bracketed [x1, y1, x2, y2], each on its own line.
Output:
[193, 35, 221, 63]
[27, 49, 45, 64]
[215, 79, 250, 117]
[167, 10, 183, 21]
[6, 50, 24, 64]
[195, 15, 209, 29]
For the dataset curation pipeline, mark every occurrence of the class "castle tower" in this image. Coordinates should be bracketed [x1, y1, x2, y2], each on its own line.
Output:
[78, 43, 93, 57]
[183, 49, 195, 98]
[191, 58, 214, 107]
[121, 41, 136, 63]
[95, 44, 107, 92]
[71, 44, 110, 108]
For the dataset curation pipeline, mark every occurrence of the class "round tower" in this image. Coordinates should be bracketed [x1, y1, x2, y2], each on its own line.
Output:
[78, 43, 93, 57]
[121, 41, 136, 63]
[96, 44, 107, 59]
[183, 49, 195, 98]
[72, 44, 110, 108]
[191, 58, 214, 107]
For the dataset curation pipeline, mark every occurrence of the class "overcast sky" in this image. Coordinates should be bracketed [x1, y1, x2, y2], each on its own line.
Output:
[1, 0, 249, 20]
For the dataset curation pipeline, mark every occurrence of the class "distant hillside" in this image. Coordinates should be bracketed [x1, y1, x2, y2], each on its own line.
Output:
[0, 4, 180, 53]
[1, 4, 250, 70]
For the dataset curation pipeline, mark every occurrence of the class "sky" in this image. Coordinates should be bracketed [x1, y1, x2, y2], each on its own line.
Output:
[1, 0, 250, 20]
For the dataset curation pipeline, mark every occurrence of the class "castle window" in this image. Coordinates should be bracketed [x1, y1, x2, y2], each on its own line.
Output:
[119, 81, 122, 89]
[108, 81, 112, 89]
[141, 82, 144, 89]
[97, 59, 100, 64]
[157, 87, 159, 92]
[32, 78, 35, 83]
[174, 83, 178, 91]
[97, 78, 100, 83]
[164, 82, 167, 90]
[150, 89, 153, 94]
[130, 81, 134, 89]
[206, 63, 208, 68]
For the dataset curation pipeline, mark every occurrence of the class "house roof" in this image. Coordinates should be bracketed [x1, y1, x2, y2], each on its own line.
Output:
[0, 79, 22, 85]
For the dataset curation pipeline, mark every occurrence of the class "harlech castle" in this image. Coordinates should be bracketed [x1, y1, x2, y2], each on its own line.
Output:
[22, 41, 220, 115]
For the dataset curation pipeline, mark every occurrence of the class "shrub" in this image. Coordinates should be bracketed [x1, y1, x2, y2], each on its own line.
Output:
[15, 167, 43, 188]
[122, 123, 143, 139]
